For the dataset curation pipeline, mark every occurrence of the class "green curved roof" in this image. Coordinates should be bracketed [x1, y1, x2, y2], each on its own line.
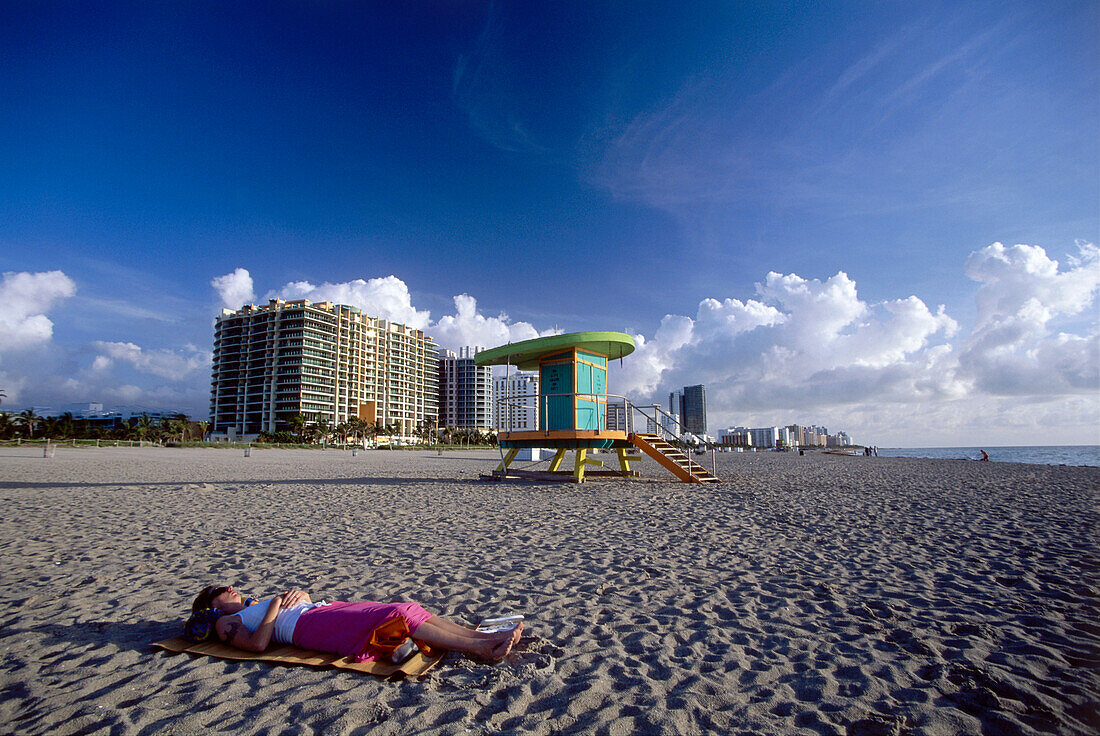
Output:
[474, 331, 635, 370]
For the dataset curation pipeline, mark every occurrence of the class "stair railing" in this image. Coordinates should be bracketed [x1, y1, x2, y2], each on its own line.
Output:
[606, 395, 719, 480]
[492, 389, 718, 480]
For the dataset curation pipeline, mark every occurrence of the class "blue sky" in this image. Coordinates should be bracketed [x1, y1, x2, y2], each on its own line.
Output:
[2, 1, 1097, 446]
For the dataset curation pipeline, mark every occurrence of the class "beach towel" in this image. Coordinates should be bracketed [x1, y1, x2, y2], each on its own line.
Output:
[151, 636, 442, 677]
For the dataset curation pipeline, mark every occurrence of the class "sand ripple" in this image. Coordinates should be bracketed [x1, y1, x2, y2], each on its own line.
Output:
[0, 447, 1096, 735]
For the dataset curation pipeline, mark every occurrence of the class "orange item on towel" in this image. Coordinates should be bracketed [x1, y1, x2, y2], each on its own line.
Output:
[367, 616, 437, 660]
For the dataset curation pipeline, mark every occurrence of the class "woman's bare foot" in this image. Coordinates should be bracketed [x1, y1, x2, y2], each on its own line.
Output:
[478, 622, 523, 662]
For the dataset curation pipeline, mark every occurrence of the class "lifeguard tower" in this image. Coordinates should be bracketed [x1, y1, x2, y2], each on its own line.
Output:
[475, 331, 719, 484]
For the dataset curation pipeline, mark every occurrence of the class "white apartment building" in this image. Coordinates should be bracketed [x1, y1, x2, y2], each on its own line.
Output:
[747, 426, 785, 448]
[438, 347, 494, 430]
[493, 371, 539, 432]
[719, 427, 751, 447]
[606, 398, 629, 433]
[210, 299, 438, 440]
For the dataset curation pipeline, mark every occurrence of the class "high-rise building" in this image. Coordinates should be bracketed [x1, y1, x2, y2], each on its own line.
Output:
[493, 371, 539, 432]
[606, 398, 629, 433]
[661, 411, 681, 439]
[785, 424, 806, 447]
[668, 390, 682, 418]
[748, 426, 779, 448]
[438, 346, 493, 430]
[670, 384, 707, 434]
[719, 427, 752, 447]
[210, 299, 438, 439]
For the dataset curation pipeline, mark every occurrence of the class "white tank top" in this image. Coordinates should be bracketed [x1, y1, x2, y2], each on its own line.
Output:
[233, 598, 327, 644]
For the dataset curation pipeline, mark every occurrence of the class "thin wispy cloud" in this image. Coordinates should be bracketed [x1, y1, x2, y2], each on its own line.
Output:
[74, 297, 179, 323]
[452, 5, 546, 155]
[586, 12, 1026, 225]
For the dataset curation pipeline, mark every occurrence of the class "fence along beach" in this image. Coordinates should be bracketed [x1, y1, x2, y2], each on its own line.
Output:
[0, 445, 1096, 735]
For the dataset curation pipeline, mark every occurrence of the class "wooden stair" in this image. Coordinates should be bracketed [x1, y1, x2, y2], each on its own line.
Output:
[628, 433, 720, 484]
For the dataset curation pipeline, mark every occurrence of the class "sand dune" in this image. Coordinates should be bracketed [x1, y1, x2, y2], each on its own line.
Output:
[0, 446, 1096, 735]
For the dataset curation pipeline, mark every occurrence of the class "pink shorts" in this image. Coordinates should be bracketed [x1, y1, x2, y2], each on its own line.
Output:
[291, 601, 433, 661]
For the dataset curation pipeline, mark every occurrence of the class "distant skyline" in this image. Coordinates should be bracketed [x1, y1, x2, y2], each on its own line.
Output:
[1, 1, 1097, 447]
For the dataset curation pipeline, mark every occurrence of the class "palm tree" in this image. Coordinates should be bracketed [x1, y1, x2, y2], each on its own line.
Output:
[42, 416, 60, 439]
[346, 416, 366, 445]
[363, 420, 379, 445]
[133, 414, 154, 442]
[18, 409, 40, 439]
[0, 389, 6, 406]
[179, 421, 194, 442]
[290, 413, 307, 440]
[58, 412, 75, 439]
[419, 419, 438, 447]
[0, 413, 13, 440]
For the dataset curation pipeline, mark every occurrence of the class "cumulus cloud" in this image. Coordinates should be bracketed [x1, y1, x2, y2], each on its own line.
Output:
[90, 341, 211, 381]
[0, 271, 77, 351]
[965, 241, 1099, 324]
[619, 268, 959, 413]
[255, 274, 552, 353]
[959, 241, 1100, 395]
[610, 241, 1098, 444]
[271, 275, 432, 330]
[0, 370, 27, 404]
[430, 294, 549, 354]
[211, 268, 256, 309]
[183, 249, 1095, 445]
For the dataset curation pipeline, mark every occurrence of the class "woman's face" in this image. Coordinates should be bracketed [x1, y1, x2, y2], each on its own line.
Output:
[209, 585, 242, 609]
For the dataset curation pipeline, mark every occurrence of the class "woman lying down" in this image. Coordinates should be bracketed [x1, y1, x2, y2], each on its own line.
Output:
[185, 584, 522, 663]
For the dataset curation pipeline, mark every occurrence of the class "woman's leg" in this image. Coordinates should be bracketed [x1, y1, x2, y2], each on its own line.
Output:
[412, 617, 522, 660]
[423, 614, 520, 640]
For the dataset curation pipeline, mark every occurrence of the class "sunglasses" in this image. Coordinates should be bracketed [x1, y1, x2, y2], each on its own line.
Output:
[207, 585, 231, 602]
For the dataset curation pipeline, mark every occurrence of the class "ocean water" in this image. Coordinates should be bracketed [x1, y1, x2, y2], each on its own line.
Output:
[876, 445, 1100, 467]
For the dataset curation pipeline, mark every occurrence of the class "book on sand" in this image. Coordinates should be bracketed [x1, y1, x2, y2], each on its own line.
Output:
[476, 614, 524, 634]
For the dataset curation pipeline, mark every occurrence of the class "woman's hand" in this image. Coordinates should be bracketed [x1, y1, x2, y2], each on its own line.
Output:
[279, 589, 312, 607]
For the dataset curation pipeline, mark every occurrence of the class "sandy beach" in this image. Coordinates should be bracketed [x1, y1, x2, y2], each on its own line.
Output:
[0, 446, 1096, 735]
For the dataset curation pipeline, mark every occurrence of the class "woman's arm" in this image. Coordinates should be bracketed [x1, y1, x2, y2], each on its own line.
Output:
[286, 589, 311, 605]
[214, 591, 311, 652]
[215, 598, 282, 652]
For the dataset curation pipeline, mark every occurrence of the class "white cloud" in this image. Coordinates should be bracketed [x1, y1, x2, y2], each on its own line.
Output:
[965, 241, 1099, 325]
[25, 252, 1075, 445]
[90, 341, 211, 381]
[0, 271, 77, 351]
[618, 268, 959, 404]
[211, 268, 256, 309]
[262, 275, 551, 353]
[959, 241, 1100, 395]
[0, 371, 27, 405]
[430, 294, 547, 354]
[616, 314, 701, 397]
[608, 242, 1098, 445]
[271, 275, 432, 330]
